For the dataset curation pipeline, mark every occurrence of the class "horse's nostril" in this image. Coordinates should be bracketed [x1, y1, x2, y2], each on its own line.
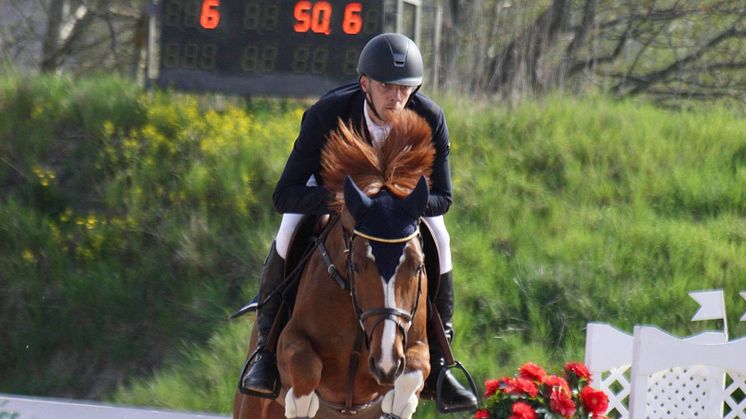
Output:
[369, 357, 379, 376]
[395, 357, 405, 376]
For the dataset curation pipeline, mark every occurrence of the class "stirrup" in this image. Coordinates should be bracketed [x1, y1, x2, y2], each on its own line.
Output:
[229, 295, 258, 319]
[434, 360, 479, 414]
[237, 347, 281, 399]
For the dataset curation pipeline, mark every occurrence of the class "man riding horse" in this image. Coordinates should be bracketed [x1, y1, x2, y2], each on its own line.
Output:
[239, 32, 478, 412]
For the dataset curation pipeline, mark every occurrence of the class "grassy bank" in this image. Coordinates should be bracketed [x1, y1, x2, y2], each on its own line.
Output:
[0, 74, 298, 397]
[2, 75, 745, 416]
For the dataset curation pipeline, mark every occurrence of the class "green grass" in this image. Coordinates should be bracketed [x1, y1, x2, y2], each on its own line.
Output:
[2, 75, 746, 417]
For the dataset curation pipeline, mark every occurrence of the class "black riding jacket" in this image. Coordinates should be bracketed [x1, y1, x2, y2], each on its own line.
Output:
[272, 81, 453, 217]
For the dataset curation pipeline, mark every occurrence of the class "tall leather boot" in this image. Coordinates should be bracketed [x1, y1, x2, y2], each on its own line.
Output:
[422, 271, 478, 412]
[239, 241, 285, 397]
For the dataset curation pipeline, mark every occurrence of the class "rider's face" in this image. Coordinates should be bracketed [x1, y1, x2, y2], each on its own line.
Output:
[360, 75, 415, 123]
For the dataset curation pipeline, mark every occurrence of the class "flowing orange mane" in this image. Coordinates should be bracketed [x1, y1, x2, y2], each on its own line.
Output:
[321, 109, 435, 212]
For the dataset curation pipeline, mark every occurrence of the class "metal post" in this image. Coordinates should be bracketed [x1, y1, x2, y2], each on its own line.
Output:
[432, 4, 442, 93]
[146, 0, 158, 87]
[413, 0, 421, 46]
[395, 0, 421, 43]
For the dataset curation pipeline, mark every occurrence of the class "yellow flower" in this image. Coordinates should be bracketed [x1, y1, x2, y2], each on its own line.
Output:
[60, 208, 72, 222]
[32, 165, 56, 187]
[103, 121, 115, 137]
[22, 249, 36, 264]
[86, 214, 97, 230]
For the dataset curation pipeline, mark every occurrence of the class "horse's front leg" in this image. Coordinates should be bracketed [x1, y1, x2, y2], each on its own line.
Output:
[277, 328, 322, 418]
[380, 341, 430, 419]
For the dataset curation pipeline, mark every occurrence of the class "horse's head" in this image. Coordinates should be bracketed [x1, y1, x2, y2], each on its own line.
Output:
[342, 175, 429, 385]
[321, 109, 435, 386]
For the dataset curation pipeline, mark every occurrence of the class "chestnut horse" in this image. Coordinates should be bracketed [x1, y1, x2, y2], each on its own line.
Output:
[234, 110, 435, 419]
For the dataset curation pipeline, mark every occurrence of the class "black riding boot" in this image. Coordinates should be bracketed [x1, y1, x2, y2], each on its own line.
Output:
[239, 241, 285, 397]
[422, 271, 478, 412]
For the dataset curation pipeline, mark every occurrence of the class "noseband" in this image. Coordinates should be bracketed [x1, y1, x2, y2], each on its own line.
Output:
[317, 216, 425, 351]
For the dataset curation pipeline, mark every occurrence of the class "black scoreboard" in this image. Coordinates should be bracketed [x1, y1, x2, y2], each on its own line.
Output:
[156, 0, 385, 96]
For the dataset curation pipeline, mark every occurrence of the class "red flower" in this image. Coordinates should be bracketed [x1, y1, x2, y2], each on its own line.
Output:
[484, 378, 501, 397]
[500, 377, 516, 393]
[565, 362, 592, 382]
[480, 362, 606, 419]
[581, 386, 609, 417]
[505, 377, 539, 397]
[542, 374, 571, 394]
[518, 362, 547, 382]
[474, 408, 491, 419]
[508, 401, 537, 419]
[549, 387, 576, 418]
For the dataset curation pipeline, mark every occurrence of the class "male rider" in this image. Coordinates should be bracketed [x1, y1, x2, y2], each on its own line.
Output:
[239, 32, 477, 412]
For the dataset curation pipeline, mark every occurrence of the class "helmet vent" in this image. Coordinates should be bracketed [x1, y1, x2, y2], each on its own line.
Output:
[393, 52, 407, 68]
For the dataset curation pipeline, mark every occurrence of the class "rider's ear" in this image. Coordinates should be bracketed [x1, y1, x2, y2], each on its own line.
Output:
[344, 175, 373, 220]
[402, 176, 429, 219]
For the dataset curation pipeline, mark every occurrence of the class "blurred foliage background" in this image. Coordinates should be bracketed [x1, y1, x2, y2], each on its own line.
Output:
[2, 74, 746, 418]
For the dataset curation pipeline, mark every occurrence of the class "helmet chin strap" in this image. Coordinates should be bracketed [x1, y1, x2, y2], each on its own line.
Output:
[364, 92, 386, 123]
[406, 85, 421, 107]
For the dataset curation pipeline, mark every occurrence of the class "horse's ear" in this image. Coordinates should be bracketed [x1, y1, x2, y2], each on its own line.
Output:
[402, 176, 430, 219]
[344, 175, 372, 220]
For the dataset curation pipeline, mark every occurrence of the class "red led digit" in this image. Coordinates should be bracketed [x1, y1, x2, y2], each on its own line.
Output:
[311, 1, 332, 34]
[342, 3, 363, 35]
[200, 0, 220, 30]
[294, 1, 332, 35]
[293, 1, 312, 32]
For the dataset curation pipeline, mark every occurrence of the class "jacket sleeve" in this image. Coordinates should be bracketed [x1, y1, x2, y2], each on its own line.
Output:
[424, 109, 453, 217]
[271, 108, 333, 215]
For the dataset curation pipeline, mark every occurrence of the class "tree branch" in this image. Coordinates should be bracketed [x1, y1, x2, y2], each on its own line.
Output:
[621, 27, 746, 96]
[485, 0, 571, 93]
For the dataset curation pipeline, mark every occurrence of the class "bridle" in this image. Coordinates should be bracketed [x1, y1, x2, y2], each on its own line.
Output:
[318, 215, 425, 351]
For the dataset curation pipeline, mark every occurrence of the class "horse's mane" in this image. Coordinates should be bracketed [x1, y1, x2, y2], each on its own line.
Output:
[321, 109, 435, 212]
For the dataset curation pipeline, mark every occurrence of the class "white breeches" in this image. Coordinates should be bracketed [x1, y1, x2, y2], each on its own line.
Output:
[275, 214, 452, 275]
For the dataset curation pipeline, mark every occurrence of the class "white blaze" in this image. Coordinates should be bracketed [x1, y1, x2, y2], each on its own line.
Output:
[372, 243, 409, 375]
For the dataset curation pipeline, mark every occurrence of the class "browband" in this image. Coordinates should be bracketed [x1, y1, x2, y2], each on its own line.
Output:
[352, 227, 420, 244]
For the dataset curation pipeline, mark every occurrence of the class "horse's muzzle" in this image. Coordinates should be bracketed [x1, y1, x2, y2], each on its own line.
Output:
[369, 355, 405, 385]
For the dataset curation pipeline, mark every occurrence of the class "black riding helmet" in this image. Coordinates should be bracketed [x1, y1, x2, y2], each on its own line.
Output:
[357, 33, 424, 87]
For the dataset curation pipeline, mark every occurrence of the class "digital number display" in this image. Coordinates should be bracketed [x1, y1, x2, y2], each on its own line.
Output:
[156, 0, 384, 97]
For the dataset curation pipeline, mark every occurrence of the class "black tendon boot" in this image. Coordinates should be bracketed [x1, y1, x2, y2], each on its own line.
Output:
[239, 241, 285, 397]
[422, 271, 478, 412]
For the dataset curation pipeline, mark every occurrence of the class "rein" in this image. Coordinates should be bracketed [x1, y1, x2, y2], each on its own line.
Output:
[251, 214, 342, 313]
